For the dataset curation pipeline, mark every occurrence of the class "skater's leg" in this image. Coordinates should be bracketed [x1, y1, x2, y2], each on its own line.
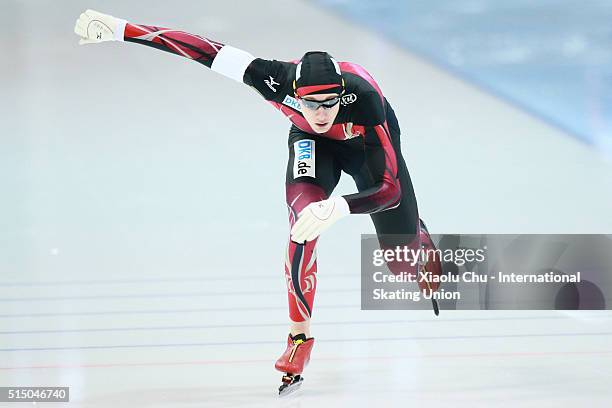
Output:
[360, 146, 424, 281]
[285, 182, 327, 337]
[366, 161, 442, 299]
[291, 321, 311, 338]
[284, 127, 341, 336]
[381, 105, 442, 292]
[275, 128, 340, 385]
[368, 131, 421, 274]
[351, 101, 441, 292]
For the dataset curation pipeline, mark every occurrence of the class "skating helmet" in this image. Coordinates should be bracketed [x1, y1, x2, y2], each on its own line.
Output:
[293, 51, 345, 98]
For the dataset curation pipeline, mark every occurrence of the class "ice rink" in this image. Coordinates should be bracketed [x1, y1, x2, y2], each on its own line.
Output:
[1, 0, 612, 407]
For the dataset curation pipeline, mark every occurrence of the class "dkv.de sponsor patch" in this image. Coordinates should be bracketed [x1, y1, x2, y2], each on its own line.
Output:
[293, 139, 315, 178]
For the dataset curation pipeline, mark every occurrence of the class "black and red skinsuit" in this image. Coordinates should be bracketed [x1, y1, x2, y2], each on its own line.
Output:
[122, 22, 439, 322]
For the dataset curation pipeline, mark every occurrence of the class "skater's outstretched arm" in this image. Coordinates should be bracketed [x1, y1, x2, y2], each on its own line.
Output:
[73, 9, 291, 99]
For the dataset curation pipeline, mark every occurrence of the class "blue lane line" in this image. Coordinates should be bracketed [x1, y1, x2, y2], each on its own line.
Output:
[1, 315, 610, 335]
[0, 304, 359, 318]
[0, 288, 359, 302]
[0, 273, 354, 287]
[1, 332, 611, 352]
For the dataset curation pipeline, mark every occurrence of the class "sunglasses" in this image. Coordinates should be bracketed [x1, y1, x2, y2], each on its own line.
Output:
[299, 96, 341, 110]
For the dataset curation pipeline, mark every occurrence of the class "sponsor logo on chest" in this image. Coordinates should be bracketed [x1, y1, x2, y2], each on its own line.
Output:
[293, 139, 315, 178]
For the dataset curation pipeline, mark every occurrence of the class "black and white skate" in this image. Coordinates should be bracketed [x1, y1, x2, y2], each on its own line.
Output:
[431, 298, 439, 316]
[278, 374, 303, 397]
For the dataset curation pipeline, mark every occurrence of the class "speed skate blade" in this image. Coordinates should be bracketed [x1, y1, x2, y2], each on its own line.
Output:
[432, 298, 440, 316]
[278, 376, 304, 397]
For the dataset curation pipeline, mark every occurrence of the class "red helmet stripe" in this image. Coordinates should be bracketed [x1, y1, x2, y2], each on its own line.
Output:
[296, 84, 342, 97]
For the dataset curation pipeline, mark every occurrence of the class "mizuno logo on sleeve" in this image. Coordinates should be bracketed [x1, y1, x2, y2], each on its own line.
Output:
[265, 76, 280, 92]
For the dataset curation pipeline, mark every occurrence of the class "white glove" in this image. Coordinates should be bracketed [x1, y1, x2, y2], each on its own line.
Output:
[74, 9, 127, 45]
[290, 196, 350, 243]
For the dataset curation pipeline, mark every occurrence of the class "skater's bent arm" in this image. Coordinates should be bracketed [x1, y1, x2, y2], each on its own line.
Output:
[343, 125, 401, 214]
[336, 92, 401, 215]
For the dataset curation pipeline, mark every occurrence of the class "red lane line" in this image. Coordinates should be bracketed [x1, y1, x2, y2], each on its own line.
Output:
[2, 350, 611, 370]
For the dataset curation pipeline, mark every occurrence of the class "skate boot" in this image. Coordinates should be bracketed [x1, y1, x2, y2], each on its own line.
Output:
[419, 219, 442, 315]
[275, 333, 314, 396]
